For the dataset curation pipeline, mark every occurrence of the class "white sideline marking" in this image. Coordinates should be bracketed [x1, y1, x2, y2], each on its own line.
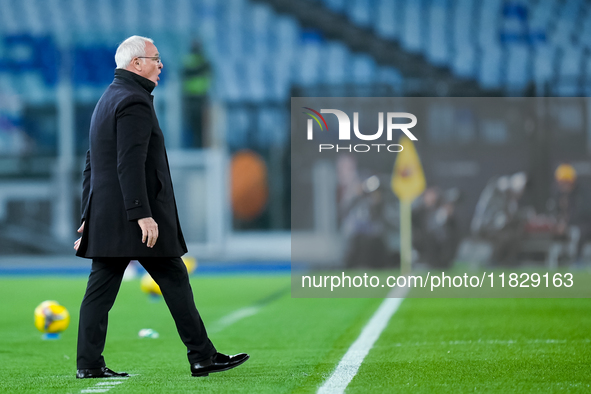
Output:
[317, 285, 410, 394]
[75, 303, 264, 393]
[80, 376, 130, 393]
[390, 338, 590, 347]
[208, 288, 287, 334]
[210, 306, 261, 333]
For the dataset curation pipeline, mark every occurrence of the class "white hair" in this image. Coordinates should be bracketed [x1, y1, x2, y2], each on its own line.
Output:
[115, 35, 154, 69]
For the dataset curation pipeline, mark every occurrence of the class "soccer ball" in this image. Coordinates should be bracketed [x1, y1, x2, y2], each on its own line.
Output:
[140, 273, 162, 296]
[34, 300, 70, 334]
[140, 256, 197, 296]
[183, 256, 197, 274]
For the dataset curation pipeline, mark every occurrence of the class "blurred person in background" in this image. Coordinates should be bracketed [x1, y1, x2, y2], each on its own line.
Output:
[73, 35, 248, 379]
[182, 40, 211, 147]
[412, 187, 440, 267]
[413, 187, 460, 269]
[549, 163, 591, 264]
[470, 171, 539, 266]
[336, 154, 362, 215]
[341, 173, 398, 268]
[489, 172, 530, 266]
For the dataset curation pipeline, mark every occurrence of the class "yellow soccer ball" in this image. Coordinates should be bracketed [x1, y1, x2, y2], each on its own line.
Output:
[182, 256, 197, 274]
[140, 256, 197, 296]
[140, 273, 162, 296]
[34, 300, 70, 334]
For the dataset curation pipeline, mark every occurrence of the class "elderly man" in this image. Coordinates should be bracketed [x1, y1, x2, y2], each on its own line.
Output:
[74, 35, 248, 378]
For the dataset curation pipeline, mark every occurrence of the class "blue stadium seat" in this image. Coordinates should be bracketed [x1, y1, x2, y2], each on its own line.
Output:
[21, 0, 46, 35]
[478, 43, 503, 89]
[213, 61, 243, 102]
[322, 0, 346, 14]
[552, 19, 575, 47]
[1, 35, 58, 86]
[401, 0, 424, 53]
[0, 73, 17, 96]
[376, 66, 403, 91]
[225, 106, 250, 149]
[21, 72, 51, 104]
[585, 56, 591, 81]
[452, 0, 475, 47]
[374, 0, 402, 41]
[451, 44, 476, 79]
[426, 0, 451, 67]
[244, 58, 267, 102]
[499, 1, 528, 43]
[350, 54, 377, 84]
[256, 107, 288, 148]
[477, 0, 502, 49]
[293, 42, 322, 86]
[248, 3, 274, 57]
[0, 0, 19, 34]
[528, 0, 557, 35]
[505, 44, 531, 92]
[533, 44, 557, 86]
[450, 0, 476, 78]
[558, 45, 583, 81]
[267, 57, 292, 101]
[323, 41, 350, 84]
[214, 23, 244, 59]
[274, 16, 300, 54]
[346, 0, 374, 28]
[580, 17, 591, 49]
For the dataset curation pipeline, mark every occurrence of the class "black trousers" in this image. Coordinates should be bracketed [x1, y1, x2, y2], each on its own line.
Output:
[77, 257, 216, 369]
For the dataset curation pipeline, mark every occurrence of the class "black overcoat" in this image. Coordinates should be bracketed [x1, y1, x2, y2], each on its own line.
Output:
[76, 69, 188, 258]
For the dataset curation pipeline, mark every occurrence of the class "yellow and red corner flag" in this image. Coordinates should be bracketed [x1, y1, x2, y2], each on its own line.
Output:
[391, 136, 426, 202]
[391, 136, 425, 275]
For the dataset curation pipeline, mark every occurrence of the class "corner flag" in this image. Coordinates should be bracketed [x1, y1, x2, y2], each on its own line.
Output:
[391, 136, 426, 202]
[391, 136, 425, 275]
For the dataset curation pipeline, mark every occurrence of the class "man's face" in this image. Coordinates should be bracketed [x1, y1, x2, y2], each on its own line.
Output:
[557, 179, 575, 193]
[138, 41, 163, 86]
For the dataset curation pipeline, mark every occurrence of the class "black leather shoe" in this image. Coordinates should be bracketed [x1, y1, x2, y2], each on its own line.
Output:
[191, 352, 249, 377]
[76, 367, 130, 379]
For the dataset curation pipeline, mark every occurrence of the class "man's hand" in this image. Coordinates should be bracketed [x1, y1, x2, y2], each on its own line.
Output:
[138, 217, 158, 248]
[74, 222, 84, 251]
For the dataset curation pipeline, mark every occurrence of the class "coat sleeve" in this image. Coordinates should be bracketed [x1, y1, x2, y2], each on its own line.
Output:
[81, 149, 91, 223]
[116, 97, 153, 221]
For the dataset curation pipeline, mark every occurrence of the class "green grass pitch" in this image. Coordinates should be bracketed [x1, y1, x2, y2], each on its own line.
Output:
[0, 274, 590, 393]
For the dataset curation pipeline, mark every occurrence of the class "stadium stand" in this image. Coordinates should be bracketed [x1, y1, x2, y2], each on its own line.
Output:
[0, 0, 406, 153]
[0, 0, 589, 253]
[312, 0, 591, 96]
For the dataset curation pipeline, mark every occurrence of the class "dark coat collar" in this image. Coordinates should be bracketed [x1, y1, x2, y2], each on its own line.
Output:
[114, 68, 156, 94]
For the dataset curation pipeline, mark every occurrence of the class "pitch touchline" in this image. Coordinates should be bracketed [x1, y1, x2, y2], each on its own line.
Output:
[317, 285, 410, 394]
[77, 287, 287, 392]
[80, 377, 129, 393]
[76, 300, 258, 393]
[209, 287, 289, 334]
[389, 338, 591, 347]
[209, 306, 261, 334]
